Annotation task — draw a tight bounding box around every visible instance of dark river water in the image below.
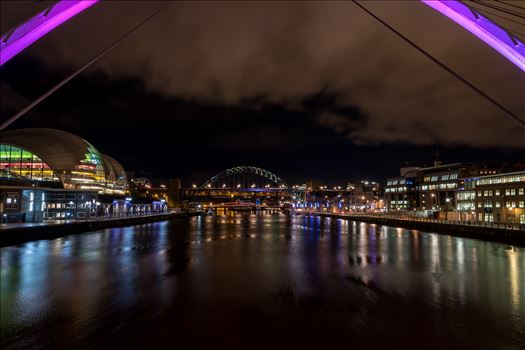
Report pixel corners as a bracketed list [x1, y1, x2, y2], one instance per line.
[1, 213, 524, 349]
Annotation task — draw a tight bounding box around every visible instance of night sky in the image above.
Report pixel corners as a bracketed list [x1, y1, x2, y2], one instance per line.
[1, 1, 524, 185]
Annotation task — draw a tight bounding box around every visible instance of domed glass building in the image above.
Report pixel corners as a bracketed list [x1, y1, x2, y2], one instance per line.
[1, 128, 128, 194]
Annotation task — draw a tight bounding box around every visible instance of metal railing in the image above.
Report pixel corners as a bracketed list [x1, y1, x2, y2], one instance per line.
[312, 211, 525, 231]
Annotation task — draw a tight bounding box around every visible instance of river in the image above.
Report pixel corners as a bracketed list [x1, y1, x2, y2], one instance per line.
[1, 213, 524, 349]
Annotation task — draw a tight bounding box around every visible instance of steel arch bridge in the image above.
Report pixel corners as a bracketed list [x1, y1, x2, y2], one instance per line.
[201, 166, 288, 189]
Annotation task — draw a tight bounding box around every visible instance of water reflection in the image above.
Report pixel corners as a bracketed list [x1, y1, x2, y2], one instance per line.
[508, 248, 521, 317]
[1, 214, 524, 349]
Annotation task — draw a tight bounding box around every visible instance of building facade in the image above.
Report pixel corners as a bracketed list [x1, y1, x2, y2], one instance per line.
[418, 164, 464, 212]
[1, 186, 98, 223]
[385, 176, 418, 210]
[385, 163, 504, 220]
[467, 171, 525, 224]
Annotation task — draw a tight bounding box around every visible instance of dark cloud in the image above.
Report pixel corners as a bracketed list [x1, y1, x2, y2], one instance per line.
[2, 1, 524, 148]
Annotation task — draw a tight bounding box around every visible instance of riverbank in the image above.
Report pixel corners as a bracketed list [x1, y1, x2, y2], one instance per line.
[312, 212, 525, 246]
[0, 212, 201, 247]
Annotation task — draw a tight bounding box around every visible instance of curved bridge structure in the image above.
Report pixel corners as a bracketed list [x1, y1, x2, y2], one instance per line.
[421, 0, 525, 72]
[0, 1, 98, 65]
[182, 166, 290, 207]
[201, 166, 288, 189]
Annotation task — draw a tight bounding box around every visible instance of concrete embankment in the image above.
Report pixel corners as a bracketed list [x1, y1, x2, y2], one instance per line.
[0, 212, 201, 247]
[313, 213, 525, 247]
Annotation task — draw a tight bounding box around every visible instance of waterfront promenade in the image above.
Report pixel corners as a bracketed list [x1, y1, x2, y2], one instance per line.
[0, 211, 200, 247]
[312, 212, 525, 246]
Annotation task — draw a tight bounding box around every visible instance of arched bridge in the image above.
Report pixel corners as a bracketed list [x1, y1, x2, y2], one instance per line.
[183, 166, 291, 207]
[201, 166, 288, 189]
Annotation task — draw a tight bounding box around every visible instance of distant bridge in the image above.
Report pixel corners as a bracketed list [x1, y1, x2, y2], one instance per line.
[183, 166, 292, 206]
[201, 166, 288, 189]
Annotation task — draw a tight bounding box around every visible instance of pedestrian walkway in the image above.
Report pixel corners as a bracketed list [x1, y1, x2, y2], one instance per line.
[1, 213, 170, 231]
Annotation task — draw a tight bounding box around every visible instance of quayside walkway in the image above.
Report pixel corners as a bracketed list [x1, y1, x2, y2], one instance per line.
[312, 212, 525, 246]
[0, 211, 201, 247]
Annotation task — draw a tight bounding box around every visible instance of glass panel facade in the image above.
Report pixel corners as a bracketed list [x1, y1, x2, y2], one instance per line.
[0, 144, 59, 182]
[70, 144, 107, 191]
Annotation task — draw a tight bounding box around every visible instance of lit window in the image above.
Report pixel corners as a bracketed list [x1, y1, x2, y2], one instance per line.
[28, 191, 34, 212]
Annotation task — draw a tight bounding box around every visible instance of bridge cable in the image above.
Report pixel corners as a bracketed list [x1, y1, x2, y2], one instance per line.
[352, 0, 525, 129]
[464, 5, 525, 39]
[466, 2, 525, 29]
[469, 0, 525, 20]
[467, 4, 525, 29]
[495, 0, 525, 12]
[0, 1, 171, 131]
[472, 0, 525, 19]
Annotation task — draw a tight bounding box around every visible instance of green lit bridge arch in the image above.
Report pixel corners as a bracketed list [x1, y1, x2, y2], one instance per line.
[201, 166, 288, 189]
